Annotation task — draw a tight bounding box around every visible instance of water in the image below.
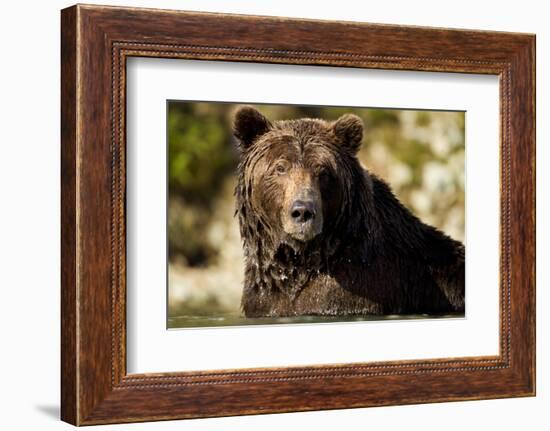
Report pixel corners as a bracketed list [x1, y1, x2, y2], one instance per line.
[167, 311, 464, 329]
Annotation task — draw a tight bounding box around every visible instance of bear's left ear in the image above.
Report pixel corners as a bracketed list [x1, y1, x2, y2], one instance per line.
[332, 114, 364, 154]
[233, 106, 272, 151]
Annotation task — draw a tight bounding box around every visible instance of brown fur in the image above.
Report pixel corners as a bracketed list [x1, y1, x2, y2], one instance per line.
[233, 106, 465, 317]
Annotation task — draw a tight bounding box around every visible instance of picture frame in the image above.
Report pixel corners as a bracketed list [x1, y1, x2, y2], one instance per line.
[60, 4, 535, 425]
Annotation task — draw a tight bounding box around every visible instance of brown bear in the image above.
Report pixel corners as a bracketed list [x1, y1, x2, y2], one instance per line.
[233, 106, 465, 318]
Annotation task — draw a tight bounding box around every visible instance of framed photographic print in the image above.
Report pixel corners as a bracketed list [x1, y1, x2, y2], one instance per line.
[61, 4, 535, 425]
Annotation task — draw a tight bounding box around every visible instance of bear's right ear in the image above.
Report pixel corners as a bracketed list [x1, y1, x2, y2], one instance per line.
[233, 106, 272, 151]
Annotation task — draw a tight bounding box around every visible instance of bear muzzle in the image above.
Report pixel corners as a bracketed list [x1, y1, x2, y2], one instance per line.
[282, 196, 323, 242]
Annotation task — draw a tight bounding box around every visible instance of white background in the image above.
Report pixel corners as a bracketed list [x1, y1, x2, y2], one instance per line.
[127, 59, 499, 373]
[0, 0, 546, 430]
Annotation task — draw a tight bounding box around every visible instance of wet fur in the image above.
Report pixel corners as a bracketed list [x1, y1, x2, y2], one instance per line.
[234, 108, 465, 317]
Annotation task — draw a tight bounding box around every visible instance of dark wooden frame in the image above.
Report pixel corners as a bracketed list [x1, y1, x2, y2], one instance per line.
[61, 4, 536, 425]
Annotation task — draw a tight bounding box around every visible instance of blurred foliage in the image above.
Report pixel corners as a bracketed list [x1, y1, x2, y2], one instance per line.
[168, 103, 237, 265]
[168, 102, 465, 276]
[168, 103, 237, 204]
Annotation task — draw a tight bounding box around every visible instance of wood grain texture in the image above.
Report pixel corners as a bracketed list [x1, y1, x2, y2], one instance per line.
[60, 4, 536, 425]
[60, 5, 78, 425]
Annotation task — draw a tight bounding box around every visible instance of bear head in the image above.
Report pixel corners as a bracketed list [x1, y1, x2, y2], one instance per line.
[233, 106, 370, 257]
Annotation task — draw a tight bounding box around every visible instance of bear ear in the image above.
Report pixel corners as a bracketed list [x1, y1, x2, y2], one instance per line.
[332, 114, 364, 154]
[233, 106, 272, 151]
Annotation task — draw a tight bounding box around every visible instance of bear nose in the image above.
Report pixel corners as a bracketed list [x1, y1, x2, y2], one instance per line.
[290, 200, 315, 223]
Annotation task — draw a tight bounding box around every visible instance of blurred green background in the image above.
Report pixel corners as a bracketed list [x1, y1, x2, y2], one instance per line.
[167, 102, 465, 328]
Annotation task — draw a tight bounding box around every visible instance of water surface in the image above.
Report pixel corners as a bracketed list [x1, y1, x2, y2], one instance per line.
[168, 311, 464, 329]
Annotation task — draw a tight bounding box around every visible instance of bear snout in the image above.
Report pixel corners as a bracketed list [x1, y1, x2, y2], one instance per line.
[282, 191, 323, 242]
[290, 200, 316, 223]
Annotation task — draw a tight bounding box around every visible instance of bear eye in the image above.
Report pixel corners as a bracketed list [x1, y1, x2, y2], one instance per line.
[319, 169, 333, 182]
[275, 162, 288, 175]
